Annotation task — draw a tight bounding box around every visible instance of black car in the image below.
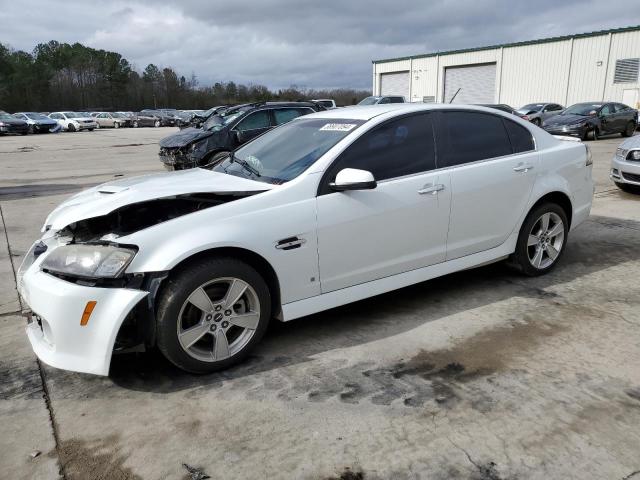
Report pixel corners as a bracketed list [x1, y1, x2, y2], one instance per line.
[0, 112, 29, 135]
[141, 109, 177, 127]
[476, 104, 527, 119]
[158, 102, 325, 170]
[132, 112, 162, 128]
[543, 102, 637, 140]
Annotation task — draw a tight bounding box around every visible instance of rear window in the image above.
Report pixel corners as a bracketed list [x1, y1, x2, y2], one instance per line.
[438, 111, 512, 166]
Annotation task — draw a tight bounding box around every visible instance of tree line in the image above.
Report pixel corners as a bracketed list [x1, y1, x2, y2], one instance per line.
[0, 41, 371, 113]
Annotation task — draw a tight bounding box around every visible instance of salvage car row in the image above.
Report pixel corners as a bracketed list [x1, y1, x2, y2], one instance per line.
[0, 109, 208, 134]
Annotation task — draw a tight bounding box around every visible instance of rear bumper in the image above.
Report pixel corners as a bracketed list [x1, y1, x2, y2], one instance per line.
[611, 155, 640, 185]
[19, 256, 147, 376]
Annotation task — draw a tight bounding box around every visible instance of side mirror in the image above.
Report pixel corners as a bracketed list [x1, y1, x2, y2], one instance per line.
[329, 168, 377, 192]
[232, 130, 245, 144]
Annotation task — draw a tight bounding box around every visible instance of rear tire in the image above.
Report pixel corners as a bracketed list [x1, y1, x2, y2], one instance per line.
[133, 120, 139, 128]
[154, 120, 161, 127]
[615, 182, 640, 194]
[114, 122, 120, 129]
[622, 121, 636, 137]
[509, 202, 569, 276]
[156, 257, 271, 374]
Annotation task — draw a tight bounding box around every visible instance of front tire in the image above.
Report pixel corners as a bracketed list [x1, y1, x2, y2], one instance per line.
[154, 120, 161, 127]
[510, 203, 569, 276]
[156, 257, 271, 374]
[67, 123, 76, 132]
[532, 118, 541, 127]
[133, 120, 139, 128]
[114, 122, 120, 129]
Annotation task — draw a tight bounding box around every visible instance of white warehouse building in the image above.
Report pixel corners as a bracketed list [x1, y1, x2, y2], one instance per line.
[372, 26, 640, 109]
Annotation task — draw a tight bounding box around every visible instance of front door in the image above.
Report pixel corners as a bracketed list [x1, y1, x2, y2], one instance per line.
[316, 113, 451, 293]
[435, 110, 539, 259]
[233, 110, 273, 145]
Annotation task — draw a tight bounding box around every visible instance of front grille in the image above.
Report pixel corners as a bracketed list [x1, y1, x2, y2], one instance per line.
[622, 171, 640, 183]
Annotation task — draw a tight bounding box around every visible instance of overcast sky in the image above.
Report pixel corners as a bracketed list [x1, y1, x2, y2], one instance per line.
[2, 0, 639, 90]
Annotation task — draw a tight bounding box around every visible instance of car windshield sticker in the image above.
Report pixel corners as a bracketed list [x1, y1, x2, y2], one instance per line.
[320, 123, 357, 132]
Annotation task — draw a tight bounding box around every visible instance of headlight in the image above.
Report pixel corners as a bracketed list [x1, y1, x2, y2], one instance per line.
[627, 150, 640, 161]
[41, 245, 136, 278]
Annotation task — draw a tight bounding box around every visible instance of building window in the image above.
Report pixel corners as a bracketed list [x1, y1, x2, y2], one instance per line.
[613, 58, 640, 84]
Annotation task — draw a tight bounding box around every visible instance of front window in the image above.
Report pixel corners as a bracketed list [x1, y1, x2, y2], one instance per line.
[212, 118, 364, 184]
[358, 96, 380, 105]
[562, 104, 601, 116]
[26, 113, 49, 120]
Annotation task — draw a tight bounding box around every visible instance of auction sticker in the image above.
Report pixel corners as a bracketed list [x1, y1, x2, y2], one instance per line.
[320, 123, 357, 132]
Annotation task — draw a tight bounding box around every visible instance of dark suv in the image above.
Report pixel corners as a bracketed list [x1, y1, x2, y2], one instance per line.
[158, 102, 325, 170]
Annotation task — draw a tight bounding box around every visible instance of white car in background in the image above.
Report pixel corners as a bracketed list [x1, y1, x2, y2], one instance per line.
[18, 104, 593, 376]
[611, 135, 640, 193]
[48, 111, 97, 132]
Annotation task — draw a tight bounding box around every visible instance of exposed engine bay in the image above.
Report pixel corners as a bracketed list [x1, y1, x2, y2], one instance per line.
[58, 191, 261, 243]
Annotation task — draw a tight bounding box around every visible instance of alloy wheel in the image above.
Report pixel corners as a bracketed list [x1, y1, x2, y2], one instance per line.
[527, 212, 564, 269]
[177, 277, 260, 362]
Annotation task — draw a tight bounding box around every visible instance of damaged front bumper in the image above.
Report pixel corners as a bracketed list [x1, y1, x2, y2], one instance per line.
[18, 242, 148, 376]
[159, 147, 201, 171]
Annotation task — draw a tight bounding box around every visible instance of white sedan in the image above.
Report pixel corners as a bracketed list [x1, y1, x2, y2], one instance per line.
[48, 111, 97, 132]
[18, 104, 594, 375]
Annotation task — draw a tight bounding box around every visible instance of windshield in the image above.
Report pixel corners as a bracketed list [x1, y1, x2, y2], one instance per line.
[519, 104, 544, 112]
[111, 112, 126, 118]
[562, 103, 601, 116]
[63, 112, 83, 118]
[317, 100, 334, 108]
[358, 96, 380, 105]
[29, 113, 50, 120]
[203, 109, 246, 131]
[0, 113, 15, 120]
[212, 118, 364, 184]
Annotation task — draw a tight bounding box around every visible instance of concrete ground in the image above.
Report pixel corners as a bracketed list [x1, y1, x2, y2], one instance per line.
[1, 127, 639, 480]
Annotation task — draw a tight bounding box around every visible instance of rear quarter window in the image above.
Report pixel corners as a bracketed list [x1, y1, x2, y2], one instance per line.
[504, 119, 535, 153]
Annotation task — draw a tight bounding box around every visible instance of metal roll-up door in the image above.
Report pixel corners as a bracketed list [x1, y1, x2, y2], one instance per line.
[444, 63, 496, 104]
[380, 71, 410, 99]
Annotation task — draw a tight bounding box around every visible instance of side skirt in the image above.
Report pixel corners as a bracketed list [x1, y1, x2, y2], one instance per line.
[281, 237, 517, 322]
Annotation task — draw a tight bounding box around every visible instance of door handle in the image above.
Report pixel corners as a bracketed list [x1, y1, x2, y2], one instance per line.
[513, 164, 534, 173]
[418, 183, 445, 195]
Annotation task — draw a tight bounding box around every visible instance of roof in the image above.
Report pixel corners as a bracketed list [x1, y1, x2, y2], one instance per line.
[373, 24, 640, 64]
[300, 103, 528, 121]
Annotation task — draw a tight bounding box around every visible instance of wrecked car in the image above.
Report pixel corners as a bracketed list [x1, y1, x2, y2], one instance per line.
[158, 102, 324, 170]
[18, 104, 593, 376]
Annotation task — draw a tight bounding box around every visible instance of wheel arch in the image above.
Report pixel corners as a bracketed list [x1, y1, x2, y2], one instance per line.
[165, 246, 282, 320]
[528, 191, 573, 229]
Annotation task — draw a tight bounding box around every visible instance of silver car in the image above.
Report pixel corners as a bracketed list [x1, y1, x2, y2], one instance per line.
[611, 135, 640, 193]
[517, 103, 565, 127]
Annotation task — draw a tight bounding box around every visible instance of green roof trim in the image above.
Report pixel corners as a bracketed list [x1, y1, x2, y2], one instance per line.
[372, 25, 640, 64]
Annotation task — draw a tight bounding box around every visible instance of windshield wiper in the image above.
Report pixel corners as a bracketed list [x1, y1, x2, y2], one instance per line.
[229, 151, 260, 177]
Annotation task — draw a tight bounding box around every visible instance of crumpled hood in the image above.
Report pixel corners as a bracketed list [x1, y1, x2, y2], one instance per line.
[159, 127, 214, 148]
[545, 114, 590, 126]
[44, 169, 274, 231]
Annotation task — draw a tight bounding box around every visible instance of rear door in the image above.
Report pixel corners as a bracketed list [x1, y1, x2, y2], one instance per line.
[436, 110, 538, 259]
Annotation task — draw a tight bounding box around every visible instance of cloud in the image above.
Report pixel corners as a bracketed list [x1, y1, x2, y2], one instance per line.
[2, 0, 639, 89]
